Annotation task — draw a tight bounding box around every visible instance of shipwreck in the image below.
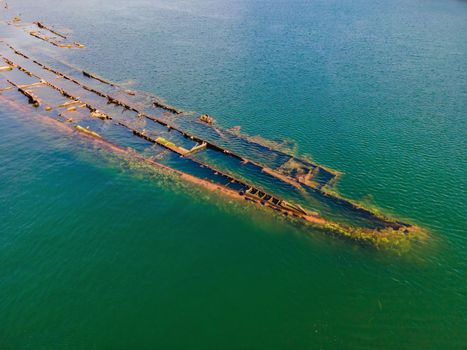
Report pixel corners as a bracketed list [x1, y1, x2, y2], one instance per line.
[0, 7, 426, 249]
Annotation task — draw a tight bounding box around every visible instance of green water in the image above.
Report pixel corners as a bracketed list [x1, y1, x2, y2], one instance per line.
[1, 0, 466, 348]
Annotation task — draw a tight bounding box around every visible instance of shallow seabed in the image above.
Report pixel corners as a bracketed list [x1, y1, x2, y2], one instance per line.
[0, 0, 466, 349]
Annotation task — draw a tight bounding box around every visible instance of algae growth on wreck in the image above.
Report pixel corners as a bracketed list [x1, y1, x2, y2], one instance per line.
[0, 0, 466, 349]
[0, 7, 426, 248]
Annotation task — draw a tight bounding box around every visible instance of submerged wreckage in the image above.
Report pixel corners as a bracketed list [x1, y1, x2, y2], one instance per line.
[0, 10, 426, 248]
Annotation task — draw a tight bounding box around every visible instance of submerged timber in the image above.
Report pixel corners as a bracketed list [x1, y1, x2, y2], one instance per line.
[0, 10, 426, 248]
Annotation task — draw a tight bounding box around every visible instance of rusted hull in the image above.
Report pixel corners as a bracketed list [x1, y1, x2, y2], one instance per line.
[0, 11, 427, 248]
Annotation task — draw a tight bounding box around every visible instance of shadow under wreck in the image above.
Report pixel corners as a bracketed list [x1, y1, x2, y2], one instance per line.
[0, 9, 427, 249]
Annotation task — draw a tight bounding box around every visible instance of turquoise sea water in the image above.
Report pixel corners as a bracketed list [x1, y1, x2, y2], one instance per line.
[1, 0, 466, 348]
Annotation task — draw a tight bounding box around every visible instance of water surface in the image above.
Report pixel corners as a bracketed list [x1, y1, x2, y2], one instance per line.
[0, 0, 466, 348]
